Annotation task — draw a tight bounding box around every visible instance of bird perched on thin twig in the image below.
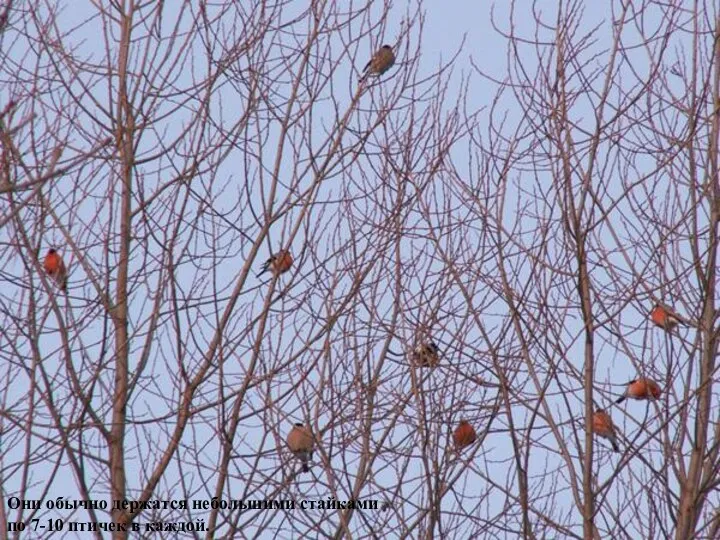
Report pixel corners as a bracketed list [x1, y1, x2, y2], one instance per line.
[411, 341, 440, 367]
[286, 423, 314, 473]
[650, 303, 683, 332]
[257, 249, 293, 278]
[453, 419, 477, 451]
[360, 45, 395, 81]
[592, 409, 619, 452]
[616, 378, 661, 404]
[43, 248, 67, 293]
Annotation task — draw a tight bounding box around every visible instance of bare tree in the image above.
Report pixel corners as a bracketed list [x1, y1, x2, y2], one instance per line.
[470, 0, 720, 538]
[1, 0, 720, 538]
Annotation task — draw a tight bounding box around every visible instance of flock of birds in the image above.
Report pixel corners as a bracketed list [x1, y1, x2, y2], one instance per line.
[254, 247, 478, 471]
[253, 250, 681, 468]
[40, 41, 397, 474]
[38, 44, 675, 473]
[40, 251, 683, 471]
[592, 304, 681, 452]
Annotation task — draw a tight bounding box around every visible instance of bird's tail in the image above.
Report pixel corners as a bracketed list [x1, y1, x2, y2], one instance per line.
[615, 394, 626, 404]
[611, 437, 620, 453]
[673, 320, 685, 334]
[256, 261, 270, 278]
[360, 60, 371, 81]
[301, 453, 310, 473]
[668, 314, 685, 332]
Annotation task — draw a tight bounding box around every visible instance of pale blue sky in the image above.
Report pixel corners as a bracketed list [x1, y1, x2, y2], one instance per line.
[1, 1, 717, 538]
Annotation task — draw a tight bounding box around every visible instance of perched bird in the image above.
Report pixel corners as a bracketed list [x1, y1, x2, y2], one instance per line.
[286, 423, 314, 473]
[592, 409, 619, 452]
[650, 304, 682, 332]
[257, 250, 293, 278]
[616, 378, 662, 404]
[43, 248, 67, 292]
[453, 419, 477, 450]
[361, 45, 395, 81]
[411, 341, 440, 368]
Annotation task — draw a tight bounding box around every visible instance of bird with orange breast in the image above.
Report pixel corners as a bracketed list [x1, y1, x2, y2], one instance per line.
[286, 423, 314, 473]
[411, 341, 440, 368]
[453, 419, 477, 451]
[257, 249, 293, 278]
[616, 378, 662, 404]
[43, 248, 67, 293]
[592, 409, 619, 452]
[361, 45, 395, 81]
[650, 304, 683, 332]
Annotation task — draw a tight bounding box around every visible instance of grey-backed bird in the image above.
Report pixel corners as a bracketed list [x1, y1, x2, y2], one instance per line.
[412, 341, 440, 367]
[361, 45, 395, 81]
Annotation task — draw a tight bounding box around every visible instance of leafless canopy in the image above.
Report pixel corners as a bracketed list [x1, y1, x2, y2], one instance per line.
[1, 0, 719, 538]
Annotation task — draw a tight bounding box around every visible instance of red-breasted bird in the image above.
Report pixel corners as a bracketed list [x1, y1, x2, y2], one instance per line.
[361, 45, 395, 81]
[412, 341, 440, 367]
[650, 304, 682, 332]
[453, 419, 477, 450]
[286, 423, 314, 473]
[257, 250, 293, 278]
[592, 409, 619, 452]
[616, 378, 662, 404]
[43, 248, 67, 292]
